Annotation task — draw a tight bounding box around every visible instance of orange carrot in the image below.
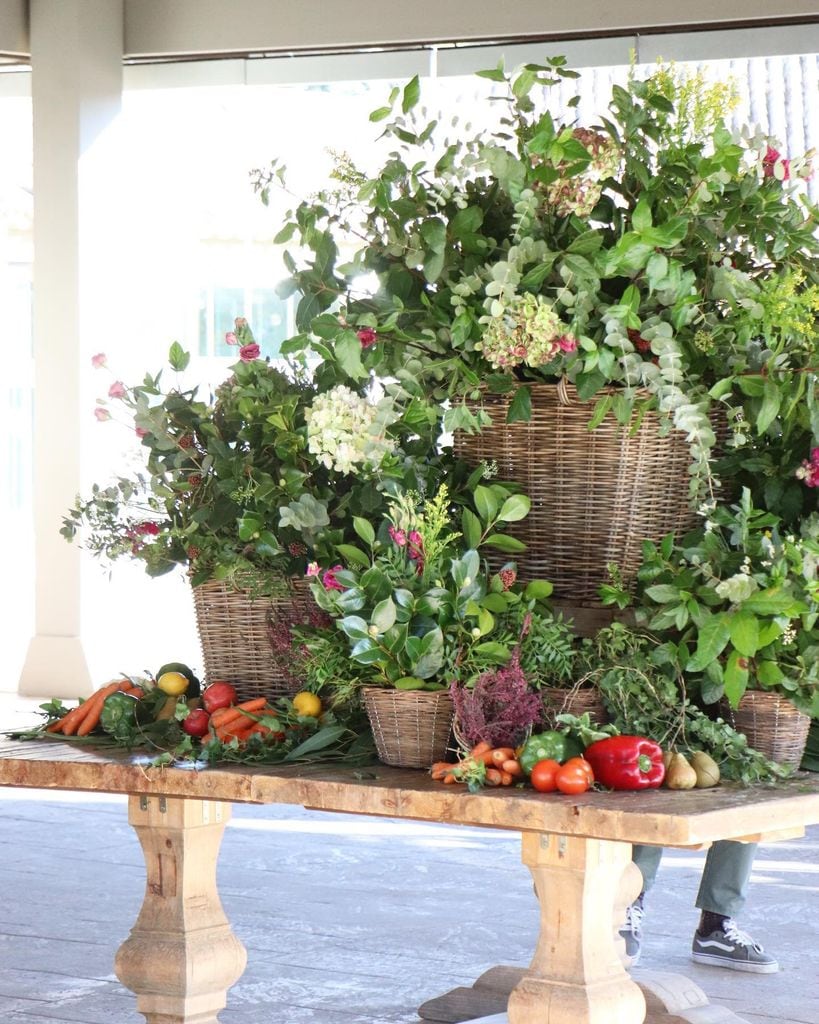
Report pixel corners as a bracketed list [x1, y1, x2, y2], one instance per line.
[45, 718, 66, 733]
[498, 770, 514, 786]
[123, 685, 144, 698]
[469, 741, 492, 758]
[443, 771, 462, 784]
[501, 759, 523, 778]
[485, 768, 504, 787]
[490, 747, 517, 767]
[210, 698, 268, 729]
[430, 761, 458, 780]
[76, 681, 128, 737]
[53, 700, 91, 737]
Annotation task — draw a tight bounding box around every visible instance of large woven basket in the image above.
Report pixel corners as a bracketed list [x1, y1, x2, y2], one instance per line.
[719, 691, 811, 769]
[362, 688, 454, 768]
[191, 573, 316, 702]
[454, 382, 708, 602]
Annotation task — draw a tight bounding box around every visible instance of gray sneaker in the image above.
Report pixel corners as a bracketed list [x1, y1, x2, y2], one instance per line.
[619, 895, 644, 966]
[691, 919, 779, 974]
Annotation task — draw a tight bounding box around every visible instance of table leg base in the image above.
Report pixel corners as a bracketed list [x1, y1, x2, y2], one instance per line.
[419, 966, 750, 1024]
[637, 971, 751, 1023]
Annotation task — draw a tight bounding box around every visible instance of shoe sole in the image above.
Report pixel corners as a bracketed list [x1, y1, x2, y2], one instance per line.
[691, 952, 779, 974]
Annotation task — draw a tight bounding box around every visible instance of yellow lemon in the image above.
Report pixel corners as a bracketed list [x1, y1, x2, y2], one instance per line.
[157, 671, 189, 696]
[292, 691, 321, 717]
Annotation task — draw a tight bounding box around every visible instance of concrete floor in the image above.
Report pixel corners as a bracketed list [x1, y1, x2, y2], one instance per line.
[0, 695, 817, 1024]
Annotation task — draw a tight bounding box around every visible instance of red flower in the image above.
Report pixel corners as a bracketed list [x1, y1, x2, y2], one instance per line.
[136, 521, 160, 536]
[762, 145, 790, 181]
[388, 525, 407, 547]
[627, 328, 652, 353]
[357, 327, 378, 349]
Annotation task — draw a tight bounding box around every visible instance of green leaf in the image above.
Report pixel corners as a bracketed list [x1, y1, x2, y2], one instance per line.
[524, 579, 553, 600]
[506, 385, 532, 423]
[743, 587, 805, 616]
[729, 609, 760, 657]
[756, 379, 781, 434]
[335, 330, 367, 380]
[473, 485, 499, 524]
[413, 627, 444, 678]
[420, 217, 447, 254]
[723, 649, 750, 707]
[283, 725, 350, 760]
[632, 196, 653, 232]
[394, 676, 427, 690]
[756, 660, 785, 686]
[461, 508, 482, 549]
[335, 544, 371, 568]
[498, 494, 531, 523]
[371, 598, 397, 633]
[484, 533, 526, 553]
[369, 105, 393, 122]
[686, 613, 731, 672]
[471, 641, 511, 663]
[168, 342, 190, 372]
[401, 75, 421, 113]
[644, 584, 683, 604]
[353, 516, 375, 547]
[339, 616, 369, 640]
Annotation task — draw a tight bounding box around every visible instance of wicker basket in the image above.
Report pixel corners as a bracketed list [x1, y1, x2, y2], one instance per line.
[362, 688, 454, 768]
[191, 573, 316, 702]
[454, 381, 713, 602]
[542, 685, 608, 727]
[719, 691, 811, 769]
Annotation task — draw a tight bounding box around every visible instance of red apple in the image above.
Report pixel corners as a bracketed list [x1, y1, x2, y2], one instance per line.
[182, 708, 211, 738]
[201, 680, 238, 713]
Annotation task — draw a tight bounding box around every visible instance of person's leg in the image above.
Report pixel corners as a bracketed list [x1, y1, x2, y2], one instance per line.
[691, 840, 778, 974]
[620, 845, 663, 965]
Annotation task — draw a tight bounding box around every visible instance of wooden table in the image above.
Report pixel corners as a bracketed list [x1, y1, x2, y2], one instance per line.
[2, 738, 819, 1024]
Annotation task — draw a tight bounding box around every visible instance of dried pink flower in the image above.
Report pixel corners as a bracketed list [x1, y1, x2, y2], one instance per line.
[94, 407, 111, 422]
[450, 651, 542, 748]
[108, 380, 126, 399]
[91, 353, 107, 368]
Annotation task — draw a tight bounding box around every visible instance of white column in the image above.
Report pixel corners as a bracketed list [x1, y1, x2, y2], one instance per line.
[19, 0, 124, 697]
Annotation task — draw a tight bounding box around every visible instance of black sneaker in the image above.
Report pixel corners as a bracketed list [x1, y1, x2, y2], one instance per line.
[691, 919, 779, 974]
[619, 895, 644, 967]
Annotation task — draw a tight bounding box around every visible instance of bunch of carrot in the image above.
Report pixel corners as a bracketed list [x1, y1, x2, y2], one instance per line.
[430, 741, 524, 787]
[45, 680, 144, 737]
[210, 697, 278, 744]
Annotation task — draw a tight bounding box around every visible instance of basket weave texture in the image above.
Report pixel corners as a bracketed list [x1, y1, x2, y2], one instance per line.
[719, 691, 811, 769]
[541, 686, 608, 727]
[454, 382, 706, 602]
[191, 574, 315, 702]
[362, 688, 454, 768]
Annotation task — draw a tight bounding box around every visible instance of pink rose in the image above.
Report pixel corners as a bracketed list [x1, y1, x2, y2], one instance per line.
[225, 331, 238, 346]
[357, 327, 378, 349]
[94, 407, 111, 422]
[322, 565, 345, 591]
[91, 353, 107, 368]
[108, 380, 126, 399]
[239, 342, 261, 362]
[305, 561, 321, 577]
[407, 530, 424, 562]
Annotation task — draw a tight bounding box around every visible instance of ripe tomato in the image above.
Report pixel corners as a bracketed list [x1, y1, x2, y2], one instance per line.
[555, 762, 592, 795]
[201, 680, 238, 713]
[181, 708, 211, 738]
[529, 758, 561, 793]
[562, 757, 594, 785]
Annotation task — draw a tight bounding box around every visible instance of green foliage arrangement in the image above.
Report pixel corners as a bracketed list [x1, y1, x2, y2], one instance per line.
[603, 489, 819, 715]
[64, 320, 453, 586]
[254, 57, 819, 505]
[304, 484, 555, 692]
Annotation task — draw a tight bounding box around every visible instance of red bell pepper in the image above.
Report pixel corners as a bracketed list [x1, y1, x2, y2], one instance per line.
[582, 736, 665, 790]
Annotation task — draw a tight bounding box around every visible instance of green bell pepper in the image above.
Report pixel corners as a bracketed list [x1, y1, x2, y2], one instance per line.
[519, 730, 583, 775]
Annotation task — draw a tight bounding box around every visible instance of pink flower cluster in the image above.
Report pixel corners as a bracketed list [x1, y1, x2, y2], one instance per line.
[389, 525, 424, 572]
[226, 316, 261, 362]
[357, 327, 378, 349]
[797, 448, 819, 487]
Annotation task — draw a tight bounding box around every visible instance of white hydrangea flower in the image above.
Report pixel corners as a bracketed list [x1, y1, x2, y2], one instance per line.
[715, 573, 759, 604]
[305, 385, 397, 475]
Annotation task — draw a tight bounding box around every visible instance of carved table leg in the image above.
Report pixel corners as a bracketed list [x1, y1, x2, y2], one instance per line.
[507, 832, 646, 1024]
[115, 795, 247, 1024]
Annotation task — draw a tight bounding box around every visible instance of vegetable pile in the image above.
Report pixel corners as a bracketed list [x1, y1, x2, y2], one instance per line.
[19, 661, 372, 767]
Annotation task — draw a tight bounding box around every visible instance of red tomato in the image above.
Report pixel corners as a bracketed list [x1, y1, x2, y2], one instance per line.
[181, 708, 211, 738]
[201, 680, 238, 713]
[555, 763, 592, 795]
[562, 756, 595, 785]
[529, 758, 561, 793]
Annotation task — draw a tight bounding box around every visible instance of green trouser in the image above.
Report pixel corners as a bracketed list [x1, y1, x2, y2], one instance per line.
[631, 840, 758, 918]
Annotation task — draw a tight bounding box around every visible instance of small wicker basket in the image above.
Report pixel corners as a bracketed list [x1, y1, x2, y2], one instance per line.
[362, 688, 454, 768]
[454, 381, 720, 602]
[191, 573, 316, 702]
[719, 691, 811, 769]
[542, 685, 608, 727]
